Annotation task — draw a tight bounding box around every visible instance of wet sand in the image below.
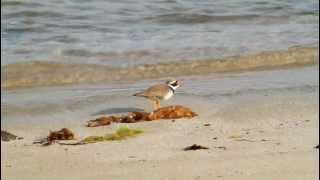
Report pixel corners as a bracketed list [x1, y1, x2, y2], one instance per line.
[2, 65, 319, 180]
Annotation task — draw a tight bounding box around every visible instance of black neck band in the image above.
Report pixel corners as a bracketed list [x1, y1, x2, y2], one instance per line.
[168, 86, 175, 93]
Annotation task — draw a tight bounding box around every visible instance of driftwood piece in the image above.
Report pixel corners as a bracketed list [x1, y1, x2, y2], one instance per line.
[87, 105, 197, 127]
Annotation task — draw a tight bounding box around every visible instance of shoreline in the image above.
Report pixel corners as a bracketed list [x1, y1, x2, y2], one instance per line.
[2, 45, 319, 91]
[2, 66, 318, 124]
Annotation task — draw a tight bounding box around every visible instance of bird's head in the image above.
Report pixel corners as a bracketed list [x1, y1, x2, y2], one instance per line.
[166, 79, 182, 90]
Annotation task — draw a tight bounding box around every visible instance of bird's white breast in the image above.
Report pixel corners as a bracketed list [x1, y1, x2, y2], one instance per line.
[163, 90, 174, 100]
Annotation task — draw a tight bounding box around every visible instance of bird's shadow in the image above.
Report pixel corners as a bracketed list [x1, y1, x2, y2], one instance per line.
[91, 107, 145, 116]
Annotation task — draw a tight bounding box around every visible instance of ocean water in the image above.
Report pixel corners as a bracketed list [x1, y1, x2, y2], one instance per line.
[1, 0, 319, 66]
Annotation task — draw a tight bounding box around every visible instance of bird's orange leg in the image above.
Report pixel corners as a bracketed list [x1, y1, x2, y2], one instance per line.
[150, 99, 161, 110]
[150, 100, 157, 110]
[155, 100, 161, 109]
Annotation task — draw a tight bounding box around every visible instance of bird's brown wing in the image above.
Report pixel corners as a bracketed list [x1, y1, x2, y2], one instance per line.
[136, 84, 170, 98]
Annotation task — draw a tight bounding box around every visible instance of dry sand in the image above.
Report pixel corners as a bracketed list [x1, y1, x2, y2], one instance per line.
[1, 68, 319, 180]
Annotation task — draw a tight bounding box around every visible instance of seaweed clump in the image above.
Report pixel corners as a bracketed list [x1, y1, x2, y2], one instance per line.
[34, 128, 74, 146]
[83, 127, 143, 144]
[87, 105, 197, 127]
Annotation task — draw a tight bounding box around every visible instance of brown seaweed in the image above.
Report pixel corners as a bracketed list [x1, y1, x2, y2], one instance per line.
[34, 128, 75, 146]
[87, 105, 197, 127]
[47, 128, 74, 142]
[87, 116, 121, 127]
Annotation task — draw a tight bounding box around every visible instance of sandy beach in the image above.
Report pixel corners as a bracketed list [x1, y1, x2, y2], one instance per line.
[2, 0, 319, 178]
[2, 66, 319, 180]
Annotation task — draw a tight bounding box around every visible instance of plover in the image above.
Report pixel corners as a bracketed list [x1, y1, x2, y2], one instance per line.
[133, 79, 182, 110]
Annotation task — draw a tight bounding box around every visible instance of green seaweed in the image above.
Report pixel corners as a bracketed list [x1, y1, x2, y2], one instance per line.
[83, 127, 143, 143]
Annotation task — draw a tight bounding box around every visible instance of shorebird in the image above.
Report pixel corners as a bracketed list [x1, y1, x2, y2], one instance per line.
[133, 79, 182, 110]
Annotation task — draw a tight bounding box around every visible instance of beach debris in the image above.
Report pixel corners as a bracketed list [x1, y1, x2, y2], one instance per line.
[183, 144, 209, 151]
[57, 127, 143, 145]
[87, 116, 121, 127]
[228, 135, 243, 139]
[47, 128, 74, 142]
[314, 145, 319, 149]
[213, 146, 227, 150]
[56, 141, 87, 146]
[228, 135, 255, 142]
[83, 127, 143, 143]
[123, 111, 151, 123]
[34, 128, 75, 146]
[1, 130, 23, 141]
[87, 105, 197, 127]
[35, 127, 143, 146]
[233, 138, 255, 142]
[260, 139, 272, 142]
[204, 123, 211, 126]
[148, 105, 197, 120]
